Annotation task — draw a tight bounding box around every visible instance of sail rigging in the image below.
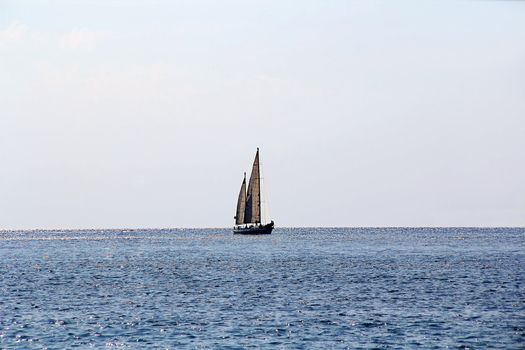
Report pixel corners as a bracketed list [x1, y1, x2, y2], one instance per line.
[260, 163, 270, 225]
[235, 173, 247, 225]
[233, 148, 274, 234]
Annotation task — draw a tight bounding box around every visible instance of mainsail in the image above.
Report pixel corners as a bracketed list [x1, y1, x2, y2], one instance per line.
[245, 148, 261, 224]
[235, 173, 247, 225]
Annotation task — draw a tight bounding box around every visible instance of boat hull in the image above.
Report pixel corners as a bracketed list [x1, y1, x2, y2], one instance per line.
[233, 222, 274, 235]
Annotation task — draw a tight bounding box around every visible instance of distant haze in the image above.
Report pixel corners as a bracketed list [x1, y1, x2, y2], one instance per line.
[1, 0, 524, 229]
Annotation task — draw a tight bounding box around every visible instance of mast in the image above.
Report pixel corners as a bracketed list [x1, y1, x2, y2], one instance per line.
[257, 148, 261, 224]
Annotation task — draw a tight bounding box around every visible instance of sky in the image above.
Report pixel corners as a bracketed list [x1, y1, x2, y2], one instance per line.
[1, 0, 524, 229]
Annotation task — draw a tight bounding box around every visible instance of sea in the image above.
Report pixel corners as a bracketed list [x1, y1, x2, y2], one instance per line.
[0, 228, 523, 349]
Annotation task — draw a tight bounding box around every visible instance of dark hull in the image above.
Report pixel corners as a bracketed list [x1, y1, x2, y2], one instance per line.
[233, 223, 274, 235]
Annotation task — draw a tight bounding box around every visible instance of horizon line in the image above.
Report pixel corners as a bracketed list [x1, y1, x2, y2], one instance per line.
[1, 226, 524, 232]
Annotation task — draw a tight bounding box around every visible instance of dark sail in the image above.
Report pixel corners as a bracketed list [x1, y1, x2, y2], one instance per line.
[235, 173, 247, 225]
[245, 148, 261, 223]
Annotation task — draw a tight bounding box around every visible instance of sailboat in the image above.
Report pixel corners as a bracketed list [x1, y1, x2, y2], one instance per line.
[233, 148, 274, 234]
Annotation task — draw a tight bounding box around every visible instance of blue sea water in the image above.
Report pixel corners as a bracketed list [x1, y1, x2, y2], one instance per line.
[0, 228, 524, 349]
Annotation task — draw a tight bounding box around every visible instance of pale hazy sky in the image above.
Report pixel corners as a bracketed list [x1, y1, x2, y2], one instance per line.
[1, 0, 524, 229]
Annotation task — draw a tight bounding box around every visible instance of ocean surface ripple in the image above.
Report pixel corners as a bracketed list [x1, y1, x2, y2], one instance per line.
[1, 228, 524, 349]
